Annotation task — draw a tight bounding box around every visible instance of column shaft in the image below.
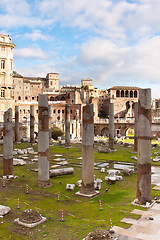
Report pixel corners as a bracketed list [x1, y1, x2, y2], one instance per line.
[37, 94, 50, 188]
[136, 88, 152, 204]
[3, 108, 13, 175]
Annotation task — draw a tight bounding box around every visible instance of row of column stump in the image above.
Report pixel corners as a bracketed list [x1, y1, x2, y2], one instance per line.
[2, 89, 152, 204]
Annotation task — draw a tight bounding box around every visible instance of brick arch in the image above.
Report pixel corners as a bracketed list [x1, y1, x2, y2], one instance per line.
[101, 127, 109, 136]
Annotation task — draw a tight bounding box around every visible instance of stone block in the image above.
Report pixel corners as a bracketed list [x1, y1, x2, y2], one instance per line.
[13, 159, 26, 166]
[66, 184, 75, 190]
[0, 205, 10, 216]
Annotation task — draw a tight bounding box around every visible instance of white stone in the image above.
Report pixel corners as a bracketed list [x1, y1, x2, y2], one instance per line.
[107, 169, 120, 176]
[57, 161, 68, 166]
[27, 148, 34, 154]
[66, 184, 75, 190]
[131, 156, 138, 160]
[14, 216, 47, 228]
[13, 159, 26, 166]
[101, 168, 105, 173]
[76, 180, 82, 187]
[0, 205, 10, 216]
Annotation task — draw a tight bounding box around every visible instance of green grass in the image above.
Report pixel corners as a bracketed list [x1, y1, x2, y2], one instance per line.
[0, 141, 160, 239]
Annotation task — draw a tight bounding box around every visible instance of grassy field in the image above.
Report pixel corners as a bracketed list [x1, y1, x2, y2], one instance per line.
[0, 141, 160, 239]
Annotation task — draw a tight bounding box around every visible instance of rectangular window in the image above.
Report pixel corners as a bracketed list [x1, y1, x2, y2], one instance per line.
[1, 90, 5, 97]
[1, 60, 5, 69]
[1, 46, 5, 51]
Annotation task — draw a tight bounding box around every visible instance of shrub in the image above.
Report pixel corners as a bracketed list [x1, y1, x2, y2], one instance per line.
[51, 126, 64, 140]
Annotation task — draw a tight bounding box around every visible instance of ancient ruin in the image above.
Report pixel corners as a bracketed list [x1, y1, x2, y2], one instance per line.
[3, 108, 13, 176]
[30, 105, 34, 144]
[15, 106, 20, 143]
[65, 104, 70, 146]
[136, 88, 152, 204]
[37, 94, 51, 188]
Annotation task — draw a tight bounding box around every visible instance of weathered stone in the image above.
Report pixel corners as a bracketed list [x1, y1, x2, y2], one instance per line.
[0, 205, 10, 216]
[66, 184, 75, 190]
[65, 104, 70, 147]
[136, 88, 152, 204]
[30, 105, 35, 144]
[3, 108, 13, 176]
[49, 167, 74, 177]
[37, 94, 50, 188]
[80, 104, 97, 196]
[131, 156, 138, 160]
[123, 168, 134, 175]
[13, 159, 26, 166]
[109, 103, 114, 150]
[15, 106, 20, 143]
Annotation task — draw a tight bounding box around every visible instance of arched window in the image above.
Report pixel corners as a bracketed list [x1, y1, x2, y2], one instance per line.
[130, 90, 133, 98]
[134, 90, 137, 98]
[121, 90, 124, 97]
[50, 97, 54, 101]
[116, 90, 120, 97]
[125, 90, 129, 97]
[18, 96, 21, 100]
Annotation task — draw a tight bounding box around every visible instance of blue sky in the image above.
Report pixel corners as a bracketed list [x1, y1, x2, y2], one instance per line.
[1, 0, 160, 98]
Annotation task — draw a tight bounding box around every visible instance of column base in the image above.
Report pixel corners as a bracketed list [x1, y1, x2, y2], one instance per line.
[37, 180, 52, 188]
[75, 191, 99, 198]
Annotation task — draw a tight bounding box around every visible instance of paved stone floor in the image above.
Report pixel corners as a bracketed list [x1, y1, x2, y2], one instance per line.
[111, 167, 160, 240]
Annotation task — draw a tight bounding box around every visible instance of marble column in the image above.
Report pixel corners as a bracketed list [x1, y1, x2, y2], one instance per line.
[15, 106, 20, 143]
[37, 94, 50, 188]
[80, 104, 97, 196]
[30, 105, 35, 144]
[48, 105, 52, 145]
[65, 104, 70, 146]
[134, 102, 138, 152]
[109, 103, 114, 149]
[136, 88, 152, 204]
[3, 108, 13, 176]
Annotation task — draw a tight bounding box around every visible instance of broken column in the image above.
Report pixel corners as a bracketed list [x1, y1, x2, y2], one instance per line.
[65, 104, 70, 146]
[15, 106, 20, 143]
[109, 103, 114, 149]
[79, 104, 98, 196]
[30, 105, 35, 144]
[136, 88, 152, 204]
[48, 105, 52, 145]
[3, 108, 13, 176]
[134, 102, 138, 152]
[37, 94, 50, 188]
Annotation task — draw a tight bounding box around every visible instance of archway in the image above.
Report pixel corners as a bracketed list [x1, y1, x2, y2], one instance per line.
[101, 127, 109, 136]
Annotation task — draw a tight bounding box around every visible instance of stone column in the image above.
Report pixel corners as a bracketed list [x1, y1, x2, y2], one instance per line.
[15, 106, 20, 143]
[109, 103, 114, 149]
[134, 102, 138, 152]
[37, 94, 50, 188]
[79, 104, 97, 196]
[75, 109, 79, 138]
[30, 105, 35, 144]
[3, 108, 13, 176]
[65, 104, 70, 146]
[48, 105, 52, 145]
[136, 88, 152, 204]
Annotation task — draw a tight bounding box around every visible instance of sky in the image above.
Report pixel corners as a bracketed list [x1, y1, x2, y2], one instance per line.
[1, 0, 160, 98]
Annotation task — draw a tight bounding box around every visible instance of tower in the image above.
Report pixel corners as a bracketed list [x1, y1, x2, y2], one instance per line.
[0, 34, 16, 122]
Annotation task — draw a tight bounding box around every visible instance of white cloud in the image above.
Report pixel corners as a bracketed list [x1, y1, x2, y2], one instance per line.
[16, 30, 53, 41]
[14, 47, 48, 59]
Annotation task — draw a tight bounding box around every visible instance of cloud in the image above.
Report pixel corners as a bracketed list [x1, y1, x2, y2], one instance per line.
[14, 47, 48, 59]
[15, 30, 53, 41]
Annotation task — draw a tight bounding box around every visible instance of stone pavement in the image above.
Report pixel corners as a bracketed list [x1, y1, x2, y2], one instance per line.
[110, 167, 160, 240]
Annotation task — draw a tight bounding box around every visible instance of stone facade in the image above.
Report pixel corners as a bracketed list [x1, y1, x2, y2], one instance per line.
[0, 34, 15, 122]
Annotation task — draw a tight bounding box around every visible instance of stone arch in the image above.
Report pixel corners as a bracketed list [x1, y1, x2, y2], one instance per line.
[50, 96, 54, 101]
[126, 127, 134, 137]
[101, 127, 109, 136]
